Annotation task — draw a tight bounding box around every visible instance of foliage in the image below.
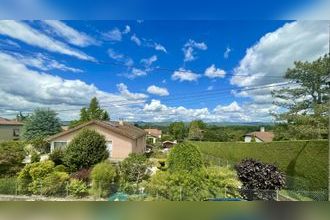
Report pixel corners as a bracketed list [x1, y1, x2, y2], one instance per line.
[49, 148, 65, 166]
[64, 129, 109, 171]
[16, 111, 28, 122]
[0, 141, 26, 177]
[91, 161, 117, 197]
[272, 55, 329, 140]
[0, 177, 17, 195]
[70, 168, 92, 183]
[17, 160, 69, 196]
[22, 108, 62, 141]
[167, 143, 203, 173]
[54, 165, 68, 172]
[235, 159, 286, 200]
[168, 122, 186, 141]
[120, 154, 150, 192]
[68, 179, 89, 198]
[69, 97, 110, 128]
[30, 151, 40, 163]
[188, 120, 206, 140]
[194, 140, 328, 193]
[146, 167, 241, 201]
[30, 137, 50, 154]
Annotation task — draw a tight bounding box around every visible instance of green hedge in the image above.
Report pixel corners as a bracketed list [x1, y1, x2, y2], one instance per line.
[192, 140, 328, 192]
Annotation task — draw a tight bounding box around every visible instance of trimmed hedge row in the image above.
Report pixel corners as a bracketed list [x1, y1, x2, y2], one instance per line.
[192, 140, 328, 192]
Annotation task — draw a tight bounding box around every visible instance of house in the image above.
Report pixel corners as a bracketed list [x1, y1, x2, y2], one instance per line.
[47, 120, 147, 161]
[144, 128, 162, 144]
[244, 127, 274, 143]
[0, 117, 23, 142]
[162, 140, 177, 149]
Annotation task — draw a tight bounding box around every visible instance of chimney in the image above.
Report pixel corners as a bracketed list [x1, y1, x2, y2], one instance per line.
[260, 127, 265, 132]
[119, 118, 124, 126]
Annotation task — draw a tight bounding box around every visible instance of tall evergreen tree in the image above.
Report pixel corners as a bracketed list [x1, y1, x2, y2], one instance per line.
[271, 55, 329, 140]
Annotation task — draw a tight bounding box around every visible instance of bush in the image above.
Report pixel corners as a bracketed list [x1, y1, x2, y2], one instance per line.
[17, 160, 69, 196]
[30, 151, 40, 163]
[167, 143, 203, 173]
[68, 179, 89, 198]
[120, 154, 150, 192]
[54, 165, 68, 172]
[146, 167, 241, 201]
[91, 162, 117, 197]
[235, 159, 286, 200]
[30, 137, 50, 154]
[0, 141, 26, 177]
[70, 168, 91, 183]
[0, 177, 17, 195]
[64, 129, 109, 171]
[49, 149, 65, 166]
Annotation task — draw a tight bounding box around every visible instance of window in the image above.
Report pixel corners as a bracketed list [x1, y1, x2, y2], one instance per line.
[53, 141, 67, 150]
[13, 128, 20, 137]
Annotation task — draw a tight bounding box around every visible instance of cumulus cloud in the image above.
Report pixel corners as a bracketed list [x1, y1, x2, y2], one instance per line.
[183, 39, 207, 62]
[42, 20, 98, 47]
[172, 68, 201, 82]
[117, 83, 148, 100]
[0, 20, 95, 61]
[147, 85, 169, 96]
[204, 64, 226, 78]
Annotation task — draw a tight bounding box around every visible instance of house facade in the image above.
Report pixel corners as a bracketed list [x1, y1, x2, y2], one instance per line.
[0, 117, 23, 142]
[244, 127, 274, 143]
[144, 128, 162, 144]
[47, 120, 146, 161]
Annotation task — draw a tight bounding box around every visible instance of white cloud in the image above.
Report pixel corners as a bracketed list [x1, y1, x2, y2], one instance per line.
[0, 20, 95, 61]
[103, 28, 122, 41]
[131, 34, 141, 46]
[204, 64, 226, 78]
[123, 25, 131, 34]
[147, 85, 169, 96]
[141, 55, 157, 67]
[129, 68, 147, 78]
[117, 83, 148, 100]
[172, 68, 201, 82]
[224, 47, 231, 58]
[154, 43, 167, 53]
[214, 101, 242, 112]
[42, 20, 98, 47]
[107, 48, 133, 66]
[183, 39, 207, 62]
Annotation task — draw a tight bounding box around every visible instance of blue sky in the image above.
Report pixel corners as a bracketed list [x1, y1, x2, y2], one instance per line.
[0, 20, 328, 122]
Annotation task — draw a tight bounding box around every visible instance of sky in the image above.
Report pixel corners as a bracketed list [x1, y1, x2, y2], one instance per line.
[0, 19, 329, 122]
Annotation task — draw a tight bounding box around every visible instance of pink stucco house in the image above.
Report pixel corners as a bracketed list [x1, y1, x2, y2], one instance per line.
[47, 120, 146, 161]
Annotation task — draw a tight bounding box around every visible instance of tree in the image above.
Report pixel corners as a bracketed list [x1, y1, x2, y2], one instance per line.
[120, 153, 150, 192]
[22, 108, 62, 141]
[272, 55, 329, 140]
[167, 143, 203, 173]
[16, 111, 28, 122]
[188, 120, 206, 140]
[69, 97, 110, 128]
[235, 159, 286, 200]
[91, 161, 117, 197]
[168, 122, 186, 141]
[64, 129, 109, 171]
[0, 141, 25, 177]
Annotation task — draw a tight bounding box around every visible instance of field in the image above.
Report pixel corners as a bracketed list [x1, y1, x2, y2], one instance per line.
[192, 140, 328, 196]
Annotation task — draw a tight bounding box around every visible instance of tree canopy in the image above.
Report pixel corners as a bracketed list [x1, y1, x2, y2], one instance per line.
[188, 120, 206, 140]
[22, 108, 62, 140]
[272, 55, 329, 140]
[168, 122, 186, 141]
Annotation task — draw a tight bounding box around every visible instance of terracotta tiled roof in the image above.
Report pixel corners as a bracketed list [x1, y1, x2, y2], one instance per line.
[245, 131, 274, 142]
[47, 120, 146, 141]
[0, 117, 23, 125]
[144, 128, 162, 137]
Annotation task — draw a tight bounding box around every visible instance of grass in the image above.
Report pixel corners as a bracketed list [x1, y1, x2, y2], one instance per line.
[0, 177, 17, 195]
[192, 140, 328, 196]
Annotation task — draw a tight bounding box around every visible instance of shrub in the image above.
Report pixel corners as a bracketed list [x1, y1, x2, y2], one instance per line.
[235, 159, 286, 200]
[146, 167, 241, 201]
[54, 165, 68, 172]
[0, 141, 26, 177]
[68, 179, 89, 198]
[41, 171, 69, 196]
[91, 162, 117, 197]
[70, 168, 91, 183]
[49, 149, 65, 166]
[30, 137, 50, 154]
[167, 143, 203, 173]
[64, 129, 109, 171]
[0, 177, 17, 195]
[30, 151, 40, 163]
[120, 154, 150, 192]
